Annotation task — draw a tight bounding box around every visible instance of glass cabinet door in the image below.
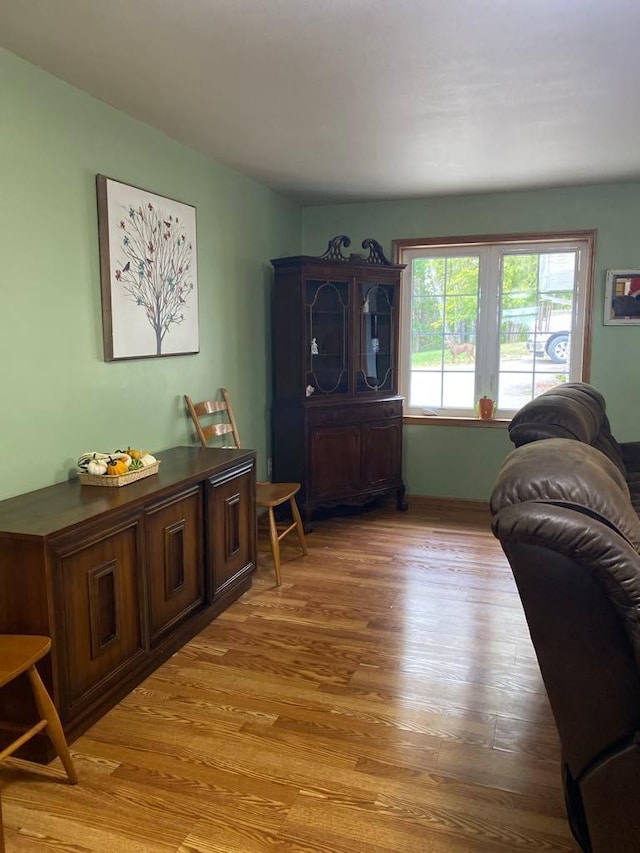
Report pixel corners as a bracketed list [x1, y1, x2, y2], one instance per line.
[357, 282, 395, 393]
[305, 279, 350, 397]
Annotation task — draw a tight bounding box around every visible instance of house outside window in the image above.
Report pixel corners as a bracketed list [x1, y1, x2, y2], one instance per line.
[393, 232, 594, 418]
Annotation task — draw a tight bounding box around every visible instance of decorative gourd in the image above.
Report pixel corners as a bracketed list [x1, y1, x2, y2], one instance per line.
[140, 453, 157, 468]
[129, 458, 144, 470]
[87, 459, 108, 476]
[78, 451, 109, 470]
[106, 458, 129, 476]
[477, 396, 496, 419]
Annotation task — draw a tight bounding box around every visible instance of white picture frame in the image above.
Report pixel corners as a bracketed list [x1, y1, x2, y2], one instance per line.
[96, 175, 199, 360]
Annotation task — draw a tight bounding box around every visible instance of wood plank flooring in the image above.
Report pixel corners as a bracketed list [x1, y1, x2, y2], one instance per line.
[0, 501, 577, 852]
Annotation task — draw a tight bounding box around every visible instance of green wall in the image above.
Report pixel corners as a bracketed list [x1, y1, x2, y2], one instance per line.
[0, 49, 301, 501]
[302, 185, 640, 499]
[4, 47, 640, 505]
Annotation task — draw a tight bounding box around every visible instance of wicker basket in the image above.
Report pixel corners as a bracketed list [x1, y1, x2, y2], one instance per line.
[78, 460, 160, 487]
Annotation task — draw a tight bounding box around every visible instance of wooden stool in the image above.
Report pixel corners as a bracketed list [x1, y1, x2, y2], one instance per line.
[259, 482, 308, 586]
[0, 636, 77, 851]
[0, 635, 78, 781]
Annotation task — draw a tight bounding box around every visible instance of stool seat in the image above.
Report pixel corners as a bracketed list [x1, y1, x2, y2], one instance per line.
[0, 635, 53, 688]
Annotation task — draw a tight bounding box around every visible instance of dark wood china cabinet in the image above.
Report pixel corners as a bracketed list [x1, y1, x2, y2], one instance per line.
[271, 236, 407, 530]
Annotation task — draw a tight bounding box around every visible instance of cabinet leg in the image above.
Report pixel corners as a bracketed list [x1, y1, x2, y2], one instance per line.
[396, 483, 408, 511]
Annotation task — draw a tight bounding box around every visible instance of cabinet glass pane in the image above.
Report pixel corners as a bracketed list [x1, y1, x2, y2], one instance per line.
[357, 283, 395, 393]
[306, 279, 349, 396]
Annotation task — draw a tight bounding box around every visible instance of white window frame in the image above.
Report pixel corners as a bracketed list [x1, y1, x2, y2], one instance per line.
[393, 232, 595, 419]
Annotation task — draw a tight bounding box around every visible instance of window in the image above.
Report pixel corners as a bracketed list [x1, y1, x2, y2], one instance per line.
[394, 232, 594, 418]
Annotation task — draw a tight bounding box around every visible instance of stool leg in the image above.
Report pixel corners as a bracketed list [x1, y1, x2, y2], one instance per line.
[267, 507, 282, 586]
[290, 498, 308, 556]
[27, 666, 78, 784]
[0, 789, 5, 853]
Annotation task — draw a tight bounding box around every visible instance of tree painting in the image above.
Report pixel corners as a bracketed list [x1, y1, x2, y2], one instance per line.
[97, 175, 199, 361]
[114, 201, 195, 355]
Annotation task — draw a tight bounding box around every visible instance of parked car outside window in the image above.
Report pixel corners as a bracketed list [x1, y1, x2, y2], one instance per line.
[527, 309, 572, 364]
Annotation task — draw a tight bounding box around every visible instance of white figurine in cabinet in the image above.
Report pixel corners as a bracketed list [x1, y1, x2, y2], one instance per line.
[310, 337, 319, 355]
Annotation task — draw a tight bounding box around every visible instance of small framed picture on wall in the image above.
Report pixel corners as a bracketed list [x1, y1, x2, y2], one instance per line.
[604, 269, 640, 325]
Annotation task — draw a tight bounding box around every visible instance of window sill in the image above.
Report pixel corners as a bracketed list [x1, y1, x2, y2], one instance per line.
[403, 414, 510, 428]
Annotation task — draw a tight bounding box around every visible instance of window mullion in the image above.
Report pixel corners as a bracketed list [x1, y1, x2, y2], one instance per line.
[476, 246, 500, 402]
[399, 260, 413, 404]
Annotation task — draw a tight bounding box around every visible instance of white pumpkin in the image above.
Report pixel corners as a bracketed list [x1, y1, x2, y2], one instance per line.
[87, 459, 108, 476]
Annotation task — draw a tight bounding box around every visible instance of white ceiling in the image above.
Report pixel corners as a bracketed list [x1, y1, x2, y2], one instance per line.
[3, 0, 640, 204]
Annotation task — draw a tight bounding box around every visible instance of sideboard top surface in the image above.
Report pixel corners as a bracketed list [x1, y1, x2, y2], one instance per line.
[0, 445, 255, 539]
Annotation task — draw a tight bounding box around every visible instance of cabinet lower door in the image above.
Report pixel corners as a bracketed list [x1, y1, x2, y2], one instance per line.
[145, 485, 205, 645]
[207, 462, 256, 596]
[361, 419, 403, 487]
[310, 425, 361, 500]
[53, 518, 146, 719]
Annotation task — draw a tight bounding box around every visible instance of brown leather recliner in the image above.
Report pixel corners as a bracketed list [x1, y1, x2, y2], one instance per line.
[508, 381, 640, 510]
[491, 438, 640, 853]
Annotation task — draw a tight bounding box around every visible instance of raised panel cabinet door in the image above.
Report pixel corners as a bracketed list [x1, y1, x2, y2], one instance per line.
[361, 420, 403, 487]
[52, 517, 146, 719]
[310, 426, 361, 500]
[207, 461, 256, 597]
[145, 485, 205, 644]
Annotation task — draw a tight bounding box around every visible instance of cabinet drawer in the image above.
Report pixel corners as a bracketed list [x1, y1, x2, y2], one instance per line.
[51, 517, 146, 718]
[307, 399, 402, 427]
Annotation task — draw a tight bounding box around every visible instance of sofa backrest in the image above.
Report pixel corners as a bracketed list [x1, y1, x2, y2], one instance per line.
[492, 438, 638, 546]
[508, 382, 626, 474]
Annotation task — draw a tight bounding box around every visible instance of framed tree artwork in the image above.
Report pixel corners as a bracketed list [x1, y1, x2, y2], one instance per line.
[96, 175, 199, 360]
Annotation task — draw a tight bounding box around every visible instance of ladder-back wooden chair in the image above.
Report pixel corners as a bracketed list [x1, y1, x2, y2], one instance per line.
[184, 389, 307, 585]
[0, 635, 78, 851]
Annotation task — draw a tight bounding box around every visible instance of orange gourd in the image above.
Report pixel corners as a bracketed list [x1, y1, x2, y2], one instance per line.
[106, 459, 129, 476]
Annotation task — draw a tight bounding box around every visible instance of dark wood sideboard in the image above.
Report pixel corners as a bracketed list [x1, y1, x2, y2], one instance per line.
[0, 445, 256, 762]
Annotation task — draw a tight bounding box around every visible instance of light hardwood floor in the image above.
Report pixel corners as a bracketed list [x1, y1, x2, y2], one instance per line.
[0, 500, 577, 852]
